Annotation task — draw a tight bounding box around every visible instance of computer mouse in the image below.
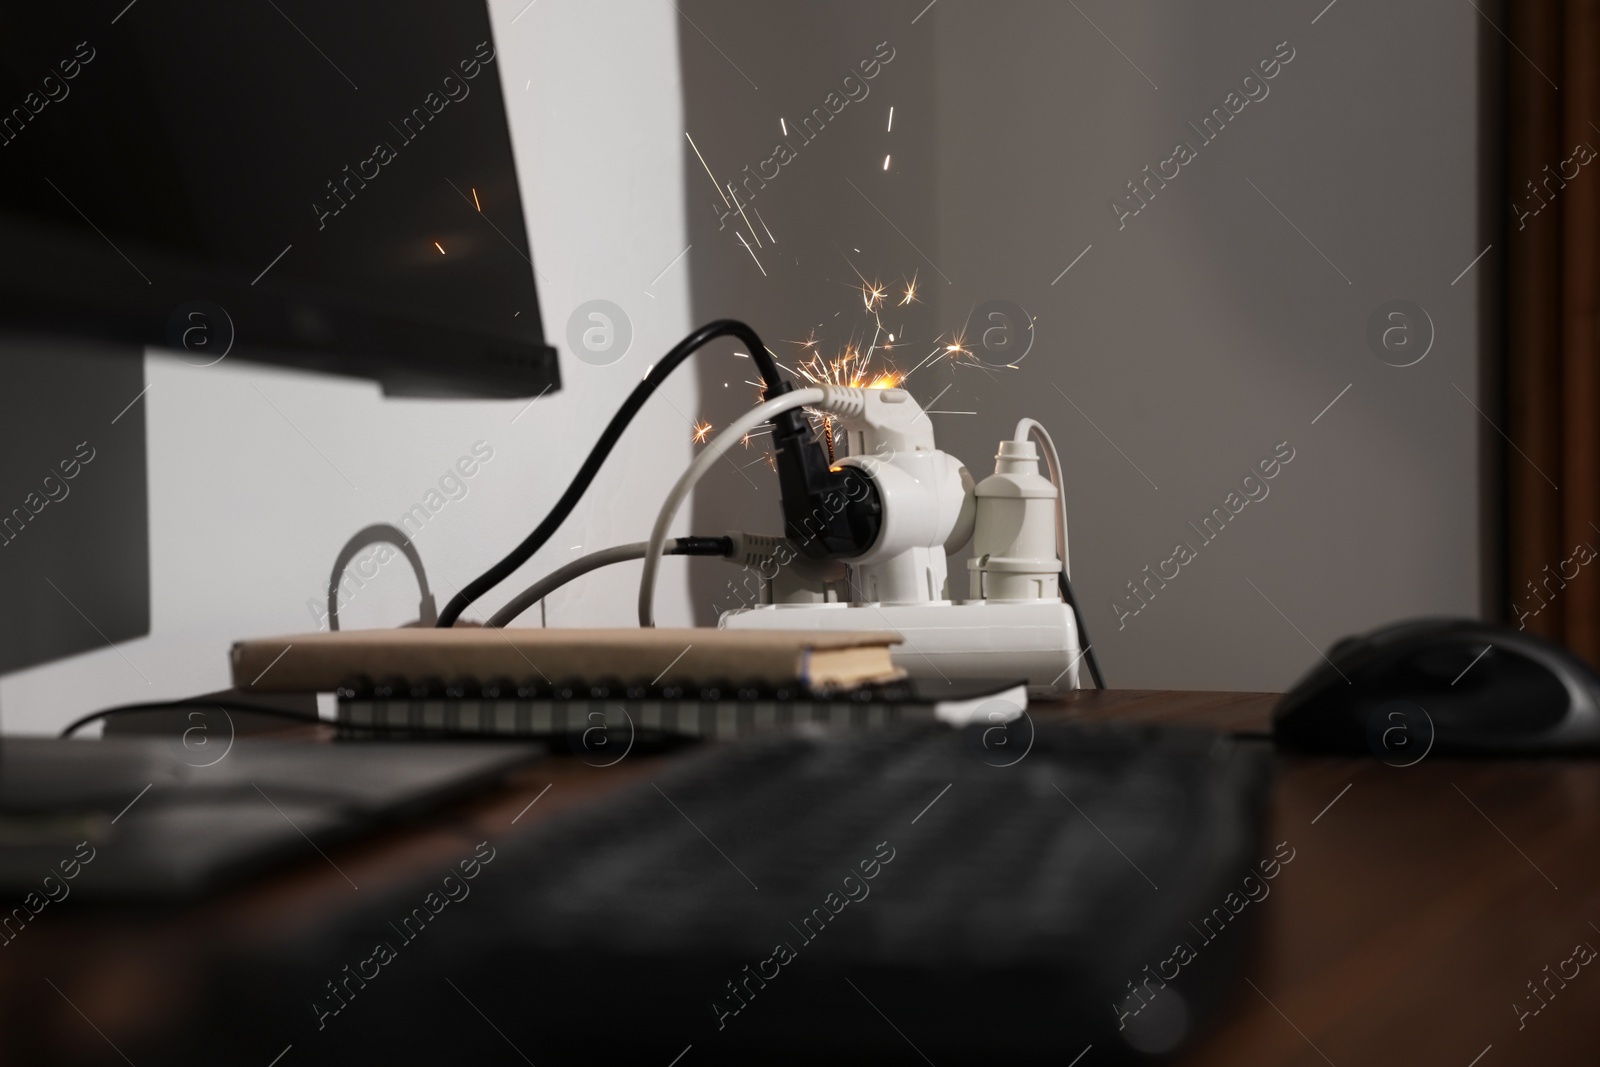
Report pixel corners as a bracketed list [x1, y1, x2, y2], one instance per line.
[1272, 617, 1600, 756]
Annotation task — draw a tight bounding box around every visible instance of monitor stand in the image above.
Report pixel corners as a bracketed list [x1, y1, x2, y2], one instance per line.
[0, 338, 149, 681]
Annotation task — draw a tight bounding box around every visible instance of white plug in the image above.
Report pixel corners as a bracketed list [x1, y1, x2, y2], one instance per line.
[826, 387, 973, 604]
[967, 438, 1063, 602]
[724, 530, 847, 606]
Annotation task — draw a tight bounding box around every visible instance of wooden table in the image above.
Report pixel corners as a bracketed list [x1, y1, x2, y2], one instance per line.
[5, 690, 1597, 1065]
[1064, 692, 1600, 1067]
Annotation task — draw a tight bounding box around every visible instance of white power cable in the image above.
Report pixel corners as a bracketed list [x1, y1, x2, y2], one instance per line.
[1013, 417, 1070, 577]
[1013, 416, 1106, 687]
[639, 387, 827, 626]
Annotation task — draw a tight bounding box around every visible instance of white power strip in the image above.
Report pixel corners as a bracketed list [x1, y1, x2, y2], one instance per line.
[721, 600, 1082, 697]
[680, 385, 1093, 696]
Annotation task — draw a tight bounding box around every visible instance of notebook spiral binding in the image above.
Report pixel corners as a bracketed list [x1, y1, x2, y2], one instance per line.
[334, 675, 927, 742]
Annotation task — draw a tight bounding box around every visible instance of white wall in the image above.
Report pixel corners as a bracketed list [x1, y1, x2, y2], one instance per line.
[3, 0, 698, 734]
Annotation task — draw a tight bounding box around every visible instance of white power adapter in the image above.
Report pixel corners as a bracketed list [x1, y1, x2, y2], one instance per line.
[969, 437, 1063, 603]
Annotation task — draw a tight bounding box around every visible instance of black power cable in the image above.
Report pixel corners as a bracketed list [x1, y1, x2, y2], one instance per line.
[61, 698, 320, 739]
[1059, 569, 1107, 689]
[436, 320, 787, 628]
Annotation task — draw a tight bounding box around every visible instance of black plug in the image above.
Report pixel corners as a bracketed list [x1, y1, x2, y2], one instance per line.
[768, 390, 883, 560]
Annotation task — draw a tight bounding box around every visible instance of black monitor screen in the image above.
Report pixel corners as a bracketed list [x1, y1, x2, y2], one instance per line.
[0, 0, 558, 397]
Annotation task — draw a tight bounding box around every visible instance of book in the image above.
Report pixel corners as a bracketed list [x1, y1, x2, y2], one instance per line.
[230, 627, 906, 694]
[335, 677, 1029, 738]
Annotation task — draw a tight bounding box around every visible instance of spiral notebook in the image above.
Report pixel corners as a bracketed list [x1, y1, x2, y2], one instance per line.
[334, 676, 1027, 736]
[232, 628, 1025, 734]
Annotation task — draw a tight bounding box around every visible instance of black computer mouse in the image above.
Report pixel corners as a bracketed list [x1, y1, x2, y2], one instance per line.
[1272, 617, 1600, 756]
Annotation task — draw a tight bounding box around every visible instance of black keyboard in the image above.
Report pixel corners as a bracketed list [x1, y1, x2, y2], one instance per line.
[190, 721, 1273, 1066]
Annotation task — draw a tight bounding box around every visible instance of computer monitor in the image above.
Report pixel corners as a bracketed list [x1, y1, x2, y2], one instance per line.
[0, 0, 557, 398]
[0, 0, 556, 679]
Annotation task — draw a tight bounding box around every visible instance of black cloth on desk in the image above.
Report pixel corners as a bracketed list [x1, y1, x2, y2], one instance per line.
[175, 721, 1272, 1066]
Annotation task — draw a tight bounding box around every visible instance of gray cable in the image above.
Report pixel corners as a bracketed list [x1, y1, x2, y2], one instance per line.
[327, 523, 436, 631]
[488, 543, 650, 627]
[488, 537, 730, 627]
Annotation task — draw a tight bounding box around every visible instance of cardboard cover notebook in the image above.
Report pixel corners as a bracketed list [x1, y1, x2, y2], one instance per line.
[230, 627, 905, 694]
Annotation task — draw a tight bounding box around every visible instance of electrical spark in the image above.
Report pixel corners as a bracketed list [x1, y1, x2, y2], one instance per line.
[784, 330, 824, 353]
[774, 259, 957, 454]
[736, 231, 767, 276]
[726, 181, 762, 247]
[433, 241, 446, 254]
[899, 272, 919, 306]
[692, 420, 714, 444]
[794, 342, 900, 391]
[685, 131, 729, 207]
[472, 187, 481, 211]
[940, 331, 982, 369]
[883, 154, 891, 170]
[887, 106, 894, 132]
[788, 332, 904, 453]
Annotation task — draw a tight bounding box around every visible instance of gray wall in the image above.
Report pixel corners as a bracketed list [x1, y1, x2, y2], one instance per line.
[683, 0, 1483, 691]
[677, 2, 944, 623]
